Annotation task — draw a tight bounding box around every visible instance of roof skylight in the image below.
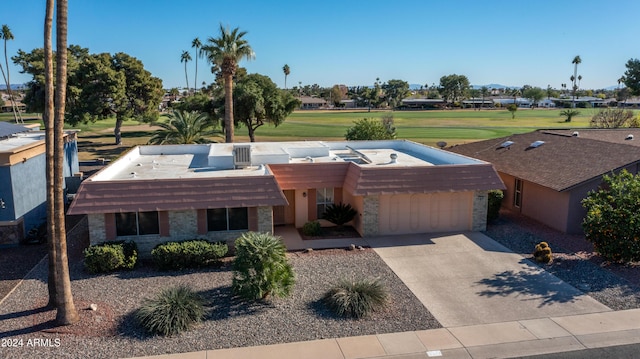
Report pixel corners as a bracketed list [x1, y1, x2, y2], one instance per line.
[530, 140, 545, 148]
[499, 141, 514, 148]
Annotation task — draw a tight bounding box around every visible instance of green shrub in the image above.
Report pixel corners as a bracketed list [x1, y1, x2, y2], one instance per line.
[582, 170, 640, 262]
[324, 278, 388, 318]
[533, 241, 553, 264]
[83, 241, 138, 274]
[322, 202, 357, 226]
[487, 190, 504, 222]
[151, 240, 228, 270]
[232, 232, 295, 300]
[136, 285, 205, 336]
[302, 220, 321, 236]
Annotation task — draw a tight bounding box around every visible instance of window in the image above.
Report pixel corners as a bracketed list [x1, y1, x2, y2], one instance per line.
[115, 211, 159, 236]
[316, 188, 334, 217]
[207, 207, 249, 232]
[514, 178, 523, 208]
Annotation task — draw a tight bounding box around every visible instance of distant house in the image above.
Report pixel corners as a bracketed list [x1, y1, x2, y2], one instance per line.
[299, 96, 328, 109]
[0, 122, 80, 244]
[461, 98, 493, 109]
[68, 140, 503, 254]
[448, 129, 640, 234]
[400, 98, 446, 110]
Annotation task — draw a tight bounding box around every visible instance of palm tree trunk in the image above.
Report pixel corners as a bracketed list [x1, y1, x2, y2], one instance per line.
[54, 0, 79, 326]
[184, 62, 189, 92]
[44, 0, 57, 308]
[194, 51, 198, 92]
[3, 40, 19, 123]
[224, 73, 234, 143]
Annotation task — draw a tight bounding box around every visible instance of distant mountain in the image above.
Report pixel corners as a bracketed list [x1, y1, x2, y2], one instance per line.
[0, 84, 27, 91]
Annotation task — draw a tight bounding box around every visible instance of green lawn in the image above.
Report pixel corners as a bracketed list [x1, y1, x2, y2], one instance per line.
[2, 108, 634, 160]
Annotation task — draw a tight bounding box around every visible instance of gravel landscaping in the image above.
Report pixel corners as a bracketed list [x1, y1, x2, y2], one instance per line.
[0, 248, 438, 359]
[1, 211, 640, 359]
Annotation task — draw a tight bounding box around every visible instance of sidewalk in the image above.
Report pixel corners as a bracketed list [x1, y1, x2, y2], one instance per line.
[126, 308, 640, 359]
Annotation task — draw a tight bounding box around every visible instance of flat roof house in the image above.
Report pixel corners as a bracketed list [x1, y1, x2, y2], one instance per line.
[0, 122, 79, 244]
[68, 140, 504, 253]
[448, 129, 640, 234]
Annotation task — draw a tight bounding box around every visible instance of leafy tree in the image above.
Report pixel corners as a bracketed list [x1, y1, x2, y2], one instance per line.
[506, 104, 517, 119]
[148, 110, 220, 144]
[560, 109, 580, 122]
[381, 79, 410, 109]
[624, 58, 640, 97]
[282, 64, 290, 89]
[173, 92, 216, 117]
[191, 37, 202, 92]
[180, 50, 191, 91]
[582, 170, 640, 262]
[522, 86, 545, 107]
[590, 108, 635, 128]
[202, 24, 254, 143]
[345, 117, 396, 140]
[330, 84, 343, 107]
[232, 73, 299, 142]
[439, 74, 469, 104]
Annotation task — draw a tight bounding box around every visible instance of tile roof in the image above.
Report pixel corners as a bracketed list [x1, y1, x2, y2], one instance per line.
[67, 176, 287, 215]
[447, 130, 640, 192]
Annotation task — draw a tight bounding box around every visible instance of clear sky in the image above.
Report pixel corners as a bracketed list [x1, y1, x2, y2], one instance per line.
[3, 0, 639, 91]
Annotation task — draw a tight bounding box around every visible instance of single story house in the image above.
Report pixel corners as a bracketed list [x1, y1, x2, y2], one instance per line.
[0, 122, 80, 244]
[448, 129, 640, 234]
[400, 98, 446, 110]
[299, 96, 328, 109]
[68, 140, 504, 253]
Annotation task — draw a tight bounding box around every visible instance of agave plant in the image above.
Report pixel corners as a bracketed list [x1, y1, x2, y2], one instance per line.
[322, 202, 357, 227]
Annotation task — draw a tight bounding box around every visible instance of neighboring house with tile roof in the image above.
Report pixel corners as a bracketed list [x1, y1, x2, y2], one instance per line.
[68, 140, 504, 254]
[448, 129, 640, 234]
[0, 123, 80, 244]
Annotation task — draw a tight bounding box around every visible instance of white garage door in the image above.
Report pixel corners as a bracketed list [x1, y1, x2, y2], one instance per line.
[378, 192, 472, 235]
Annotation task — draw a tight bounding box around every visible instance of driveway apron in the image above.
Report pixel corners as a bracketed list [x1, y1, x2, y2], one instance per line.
[367, 232, 611, 327]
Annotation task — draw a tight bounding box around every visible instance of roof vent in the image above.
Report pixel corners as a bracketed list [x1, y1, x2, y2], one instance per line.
[305, 156, 314, 163]
[530, 140, 545, 148]
[626, 134, 634, 140]
[233, 145, 252, 168]
[389, 153, 398, 164]
[572, 131, 579, 137]
[499, 140, 514, 149]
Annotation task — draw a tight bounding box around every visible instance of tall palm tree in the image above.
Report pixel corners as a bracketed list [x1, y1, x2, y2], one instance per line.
[53, 0, 79, 325]
[571, 55, 581, 108]
[181, 50, 191, 92]
[0, 24, 22, 123]
[44, 0, 57, 309]
[202, 24, 254, 143]
[148, 110, 220, 144]
[191, 37, 202, 92]
[282, 64, 290, 89]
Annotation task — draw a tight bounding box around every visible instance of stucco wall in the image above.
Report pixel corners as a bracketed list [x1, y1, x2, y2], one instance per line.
[10, 153, 46, 231]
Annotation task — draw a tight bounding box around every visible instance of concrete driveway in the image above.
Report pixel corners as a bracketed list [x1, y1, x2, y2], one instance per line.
[366, 232, 611, 327]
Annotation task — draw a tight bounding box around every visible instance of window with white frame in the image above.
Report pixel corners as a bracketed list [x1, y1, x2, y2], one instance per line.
[115, 211, 159, 236]
[207, 207, 249, 232]
[316, 188, 334, 217]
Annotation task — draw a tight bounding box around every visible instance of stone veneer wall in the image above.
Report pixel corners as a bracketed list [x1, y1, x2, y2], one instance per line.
[168, 210, 198, 239]
[362, 196, 379, 237]
[0, 220, 24, 245]
[87, 213, 106, 244]
[256, 206, 273, 233]
[472, 190, 488, 231]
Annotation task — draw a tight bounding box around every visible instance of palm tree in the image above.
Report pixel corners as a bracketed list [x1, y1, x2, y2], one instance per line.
[181, 50, 191, 92]
[52, 0, 79, 325]
[571, 55, 581, 108]
[0, 24, 22, 123]
[480, 86, 489, 110]
[202, 24, 254, 143]
[282, 64, 290, 89]
[191, 37, 202, 92]
[44, 0, 57, 309]
[148, 110, 220, 144]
